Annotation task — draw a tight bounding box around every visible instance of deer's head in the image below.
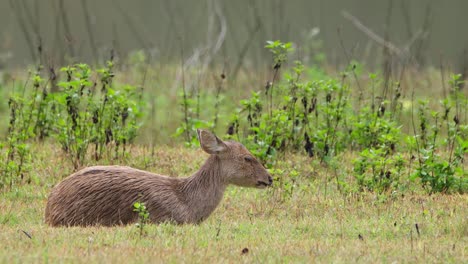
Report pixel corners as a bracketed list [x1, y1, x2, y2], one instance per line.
[197, 129, 273, 188]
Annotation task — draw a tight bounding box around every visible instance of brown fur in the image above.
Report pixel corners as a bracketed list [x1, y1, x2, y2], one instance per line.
[45, 130, 272, 226]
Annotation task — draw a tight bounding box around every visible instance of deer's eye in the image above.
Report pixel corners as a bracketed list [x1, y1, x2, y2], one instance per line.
[244, 156, 254, 163]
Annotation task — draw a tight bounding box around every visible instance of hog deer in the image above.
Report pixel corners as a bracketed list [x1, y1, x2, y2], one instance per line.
[45, 129, 272, 226]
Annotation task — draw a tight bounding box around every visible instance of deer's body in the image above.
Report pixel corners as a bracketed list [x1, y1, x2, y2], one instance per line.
[45, 130, 272, 226]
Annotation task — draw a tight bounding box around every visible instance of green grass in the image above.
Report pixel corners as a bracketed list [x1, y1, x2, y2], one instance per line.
[0, 55, 466, 262]
[1, 143, 466, 263]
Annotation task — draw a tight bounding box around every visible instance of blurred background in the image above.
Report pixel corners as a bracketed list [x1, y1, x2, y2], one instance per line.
[0, 0, 467, 74]
[0, 0, 466, 197]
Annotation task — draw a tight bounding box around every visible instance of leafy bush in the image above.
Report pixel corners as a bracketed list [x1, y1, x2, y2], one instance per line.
[54, 62, 142, 167]
[0, 70, 43, 189]
[1, 62, 144, 188]
[410, 83, 467, 194]
[225, 40, 466, 194]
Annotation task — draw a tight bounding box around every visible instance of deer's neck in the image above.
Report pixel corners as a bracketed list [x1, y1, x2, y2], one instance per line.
[181, 156, 227, 223]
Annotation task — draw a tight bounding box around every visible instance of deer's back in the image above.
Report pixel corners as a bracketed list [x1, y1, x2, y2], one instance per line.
[45, 165, 185, 226]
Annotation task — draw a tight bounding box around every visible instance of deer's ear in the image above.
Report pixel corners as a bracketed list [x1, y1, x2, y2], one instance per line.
[197, 129, 228, 154]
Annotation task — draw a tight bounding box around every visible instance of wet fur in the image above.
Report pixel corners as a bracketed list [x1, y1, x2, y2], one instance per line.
[45, 134, 271, 227]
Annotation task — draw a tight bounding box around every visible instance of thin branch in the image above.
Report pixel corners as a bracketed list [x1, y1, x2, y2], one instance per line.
[341, 10, 403, 58]
[80, 0, 98, 64]
[113, 0, 148, 51]
[400, 0, 413, 39]
[337, 27, 363, 102]
[51, 0, 65, 67]
[9, 0, 37, 62]
[59, 0, 76, 58]
[414, 3, 433, 66]
[232, 7, 262, 79]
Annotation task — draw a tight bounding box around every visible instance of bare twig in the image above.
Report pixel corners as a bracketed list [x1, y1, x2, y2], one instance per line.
[400, 0, 413, 39]
[112, 22, 123, 62]
[440, 54, 447, 98]
[20, 1, 39, 37]
[138, 51, 153, 101]
[414, 3, 433, 66]
[232, 4, 262, 79]
[382, 0, 394, 101]
[403, 29, 426, 53]
[81, 0, 98, 64]
[114, 1, 148, 51]
[51, 0, 65, 67]
[336, 27, 363, 104]
[20, 0, 42, 64]
[20, 230, 32, 239]
[59, 0, 76, 58]
[180, 42, 190, 143]
[9, 0, 37, 62]
[202, 0, 227, 68]
[460, 48, 468, 90]
[213, 71, 225, 130]
[341, 10, 403, 58]
[162, 0, 183, 61]
[410, 86, 422, 169]
[172, 0, 226, 93]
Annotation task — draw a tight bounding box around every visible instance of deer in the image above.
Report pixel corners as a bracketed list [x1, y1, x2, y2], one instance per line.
[45, 129, 272, 226]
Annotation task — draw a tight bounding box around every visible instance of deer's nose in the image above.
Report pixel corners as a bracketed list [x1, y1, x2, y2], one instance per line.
[268, 176, 273, 185]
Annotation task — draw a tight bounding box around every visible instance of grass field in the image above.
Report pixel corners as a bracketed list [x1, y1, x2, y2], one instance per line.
[0, 143, 466, 263]
[0, 40, 467, 263]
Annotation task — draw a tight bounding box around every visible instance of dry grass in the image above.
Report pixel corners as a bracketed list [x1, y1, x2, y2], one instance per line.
[0, 143, 466, 263]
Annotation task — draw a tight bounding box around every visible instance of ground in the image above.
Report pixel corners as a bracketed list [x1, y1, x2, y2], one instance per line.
[0, 144, 466, 263]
